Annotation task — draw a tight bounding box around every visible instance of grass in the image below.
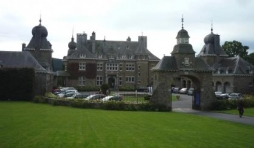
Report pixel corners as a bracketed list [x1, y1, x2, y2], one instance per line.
[1, 102, 254, 148]
[217, 108, 254, 117]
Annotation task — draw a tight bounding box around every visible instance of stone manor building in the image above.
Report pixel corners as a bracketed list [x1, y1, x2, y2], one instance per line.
[62, 32, 160, 90]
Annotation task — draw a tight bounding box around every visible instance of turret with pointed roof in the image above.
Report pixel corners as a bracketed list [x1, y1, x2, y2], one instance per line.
[23, 17, 53, 71]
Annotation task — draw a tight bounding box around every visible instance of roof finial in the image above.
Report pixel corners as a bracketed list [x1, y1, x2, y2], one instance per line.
[72, 26, 74, 38]
[211, 20, 213, 33]
[39, 13, 42, 26]
[104, 36, 106, 42]
[181, 15, 184, 29]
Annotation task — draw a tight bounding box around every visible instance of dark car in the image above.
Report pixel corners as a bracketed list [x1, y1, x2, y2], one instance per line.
[172, 87, 180, 93]
[74, 94, 89, 99]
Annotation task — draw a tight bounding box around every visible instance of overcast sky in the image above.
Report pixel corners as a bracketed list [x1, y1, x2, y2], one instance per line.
[0, 0, 254, 59]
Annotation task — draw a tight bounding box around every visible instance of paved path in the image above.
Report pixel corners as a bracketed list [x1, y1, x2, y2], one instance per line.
[172, 94, 254, 126]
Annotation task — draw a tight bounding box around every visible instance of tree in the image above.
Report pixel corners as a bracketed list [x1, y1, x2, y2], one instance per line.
[246, 52, 254, 66]
[222, 40, 249, 59]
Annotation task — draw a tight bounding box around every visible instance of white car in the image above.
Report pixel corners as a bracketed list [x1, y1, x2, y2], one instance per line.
[102, 95, 123, 102]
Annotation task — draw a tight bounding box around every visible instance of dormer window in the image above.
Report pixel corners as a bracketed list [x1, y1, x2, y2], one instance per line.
[98, 55, 102, 59]
[122, 55, 126, 59]
[79, 54, 86, 58]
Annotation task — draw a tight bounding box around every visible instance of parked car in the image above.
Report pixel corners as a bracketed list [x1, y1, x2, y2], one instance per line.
[219, 93, 230, 99]
[215, 91, 222, 98]
[172, 87, 180, 93]
[85, 94, 106, 101]
[74, 94, 89, 99]
[228, 93, 243, 100]
[58, 90, 78, 98]
[187, 88, 194, 95]
[102, 95, 123, 102]
[179, 88, 188, 94]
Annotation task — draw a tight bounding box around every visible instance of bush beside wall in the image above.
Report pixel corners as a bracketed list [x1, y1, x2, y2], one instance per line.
[0, 68, 35, 101]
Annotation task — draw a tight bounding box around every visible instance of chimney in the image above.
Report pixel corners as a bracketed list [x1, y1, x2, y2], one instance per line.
[22, 43, 26, 51]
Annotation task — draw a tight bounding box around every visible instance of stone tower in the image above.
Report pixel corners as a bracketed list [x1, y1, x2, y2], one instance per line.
[23, 18, 53, 71]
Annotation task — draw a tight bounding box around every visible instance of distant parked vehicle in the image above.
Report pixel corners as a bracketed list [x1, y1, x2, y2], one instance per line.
[85, 94, 106, 101]
[58, 90, 78, 98]
[102, 95, 123, 102]
[187, 88, 194, 95]
[74, 94, 89, 99]
[228, 93, 243, 100]
[172, 87, 180, 93]
[215, 91, 222, 98]
[219, 93, 230, 99]
[179, 88, 188, 94]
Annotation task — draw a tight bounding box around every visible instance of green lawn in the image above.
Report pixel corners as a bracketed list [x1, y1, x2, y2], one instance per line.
[1, 102, 254, 148]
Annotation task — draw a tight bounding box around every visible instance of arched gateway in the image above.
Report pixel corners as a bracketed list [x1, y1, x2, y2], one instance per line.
[151, 19, 216, 111]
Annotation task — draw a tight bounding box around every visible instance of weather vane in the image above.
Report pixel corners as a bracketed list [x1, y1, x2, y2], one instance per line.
[181, 15, 184, 29]
[211, 20, 213, 33]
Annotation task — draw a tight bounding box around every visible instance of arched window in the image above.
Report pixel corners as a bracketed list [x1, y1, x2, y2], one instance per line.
[216, 81, 222, 92]
[224, 82, 230, 93]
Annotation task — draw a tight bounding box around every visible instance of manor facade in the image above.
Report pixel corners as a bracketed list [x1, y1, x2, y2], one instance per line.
[62, 32, 160, 90]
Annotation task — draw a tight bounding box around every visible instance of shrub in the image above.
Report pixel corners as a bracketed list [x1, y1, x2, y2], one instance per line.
[102, 101, 125, 110]
[101, 84, 110, 95]
[119, 85, 135, 91]
[33, 96, 47, 103]
[144, 94, 151, 101]
[209, 98, 254, 110]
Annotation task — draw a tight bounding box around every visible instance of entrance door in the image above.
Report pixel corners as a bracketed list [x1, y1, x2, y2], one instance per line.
[108, 77, 115, 88]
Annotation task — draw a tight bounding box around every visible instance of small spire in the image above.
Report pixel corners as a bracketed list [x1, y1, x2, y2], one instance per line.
[211, 20, 213, 33]
[72, 26, 74, 38]
[181, 15, 184, 29]
[142, 31, 143, 36]
[104, 36, 106, 42]
[39, 14, 42, 26]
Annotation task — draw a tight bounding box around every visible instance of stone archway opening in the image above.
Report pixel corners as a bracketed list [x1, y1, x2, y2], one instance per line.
[224, 82, 230, 93]
[172, 75, 201, 110]
[216, 81, 222, 92]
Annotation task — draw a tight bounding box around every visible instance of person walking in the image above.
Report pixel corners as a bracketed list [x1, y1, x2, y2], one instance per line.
[237, 100, 244, 118]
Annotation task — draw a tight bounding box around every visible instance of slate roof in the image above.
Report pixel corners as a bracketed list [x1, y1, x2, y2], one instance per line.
[152, 56, 178, 71]
[0, 51, 46, 72]
[213, 56, 254, 75]
[24, 20, 53, 51]
[197, 32, 228, 57]
[176, 29, 190, 38]
[55, 71, 70, 77]
[67, 36, 159, 61]
[152, 56, 213, 72]
[171, 44, 195, 54]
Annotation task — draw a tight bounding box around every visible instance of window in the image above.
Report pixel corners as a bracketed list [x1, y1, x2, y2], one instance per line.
[138, 72, 140, 77]
[96, 76, 103, 86]
[79, 54, 86, 58]
[126, 63, 135, 71]
[119, 77, 122, 86]
[106, 63, 118, 71]
[119, 63, 123, 71]
[79, 62, 86, 70]
[125, 76, 135, 83]
[97, 63, 103, 71]
[138, 65, 141, 70]
[78, 76, 85, 86]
